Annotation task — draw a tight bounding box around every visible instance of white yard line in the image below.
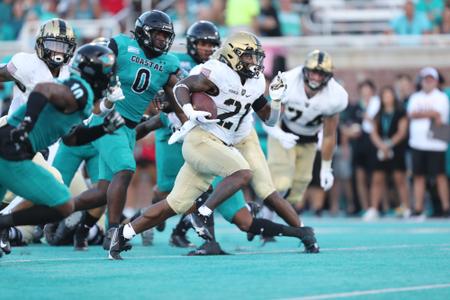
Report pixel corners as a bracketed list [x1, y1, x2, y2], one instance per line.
[2, 243, 450, 264]
[282, 283, 450, 300]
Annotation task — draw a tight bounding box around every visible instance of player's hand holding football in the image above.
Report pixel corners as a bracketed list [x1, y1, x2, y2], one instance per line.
[269, 71, 287, 102]
[182, 103, 219, 124]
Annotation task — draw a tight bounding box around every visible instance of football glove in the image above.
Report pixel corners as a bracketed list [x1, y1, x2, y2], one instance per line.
[269, 71, 287, 102]
[320, 161, 334, 191]
[10, 116, 33, 143]
[102, 110, 125, 133]
[263, 123, 299, 149]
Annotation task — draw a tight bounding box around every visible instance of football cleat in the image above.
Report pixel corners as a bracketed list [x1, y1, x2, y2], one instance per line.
[0, 228, 11, 255]
[108, 225, 132, 260]
[246, 201, 262, 242]
[74, 224, 90, 251]
[299, 226, 320, 253]
[156, 221, 166, 232]
[169, 230, 195, 248]
[187, 241, 228, 256]
[189, 212, 213, 241]
[141, 228, 154, 246]
[102, 228, 114, 250]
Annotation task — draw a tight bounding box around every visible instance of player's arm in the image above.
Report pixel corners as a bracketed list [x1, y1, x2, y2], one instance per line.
[135, 113, 164, 140]
[0, 64, 14, 82]
[321, 113, 339, 161]
[62, 110, 124, 146]
[173, 73, 219, 123]
[164, 71, 188, 123]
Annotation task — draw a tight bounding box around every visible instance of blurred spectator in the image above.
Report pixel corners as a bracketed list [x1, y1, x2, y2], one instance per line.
[351, 80, 379, 213]
[278, 0, 302, 36]
[363, 86, 410, 221]
[437, 1, 450, 33]
[0, 0, 27, 40]
[416, 0, 444, 29]
[257, 0, 281, 37]
[225, 0, 260, 33]
[388, 0, 432, 35]
[407, 67, 449, 218]
[98, 0, 125, 16]
[394, 73, 415, 109]
[66, 0, 101, 20]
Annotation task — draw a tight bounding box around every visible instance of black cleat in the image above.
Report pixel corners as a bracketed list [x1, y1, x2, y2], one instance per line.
[103, 228, 114, 250]
[189, 212, 213, 241]
[299, 226, 320, 253]
[74, 224, 90, 251]
[108, 225, 132, 260]
[169, 231, 195, 248]
[261, 236, 277, 245]
[0, 228, 11, 256]
[187, 241, 228, 256]
[246, 202, 262, 242]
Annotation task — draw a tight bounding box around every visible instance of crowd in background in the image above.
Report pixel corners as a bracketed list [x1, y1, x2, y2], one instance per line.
[0, 0, 449, 220]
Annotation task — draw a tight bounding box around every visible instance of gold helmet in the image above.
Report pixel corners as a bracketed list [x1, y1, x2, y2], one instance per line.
[215, 31, 265, 78]
[35, 18, 76, 69]
[302, 50, 333, 91]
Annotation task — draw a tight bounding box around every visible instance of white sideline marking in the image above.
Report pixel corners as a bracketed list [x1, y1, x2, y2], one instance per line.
[282, 283, 450, 300]
[1, 243, 450, 264]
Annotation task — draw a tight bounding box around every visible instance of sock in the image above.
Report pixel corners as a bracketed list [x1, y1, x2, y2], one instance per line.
[198, 206, 212, 217]
[130, 210, 142, 222]
[83, 212, 99, 227]
[205, 212, 215, 239]
[173, 214, 190, 235]
[123, 223, 136, 239]
[2, 205, 64, 227]
[248, 218, 303, 239]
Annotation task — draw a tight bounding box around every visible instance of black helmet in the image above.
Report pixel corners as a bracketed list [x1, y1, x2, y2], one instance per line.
[186, 21, 220, 63]
[133, 10, 175, 56]
[70, 44, 117, 99]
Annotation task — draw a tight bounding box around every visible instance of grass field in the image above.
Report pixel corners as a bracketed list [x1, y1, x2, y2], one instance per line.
[1, 216, 450, 300]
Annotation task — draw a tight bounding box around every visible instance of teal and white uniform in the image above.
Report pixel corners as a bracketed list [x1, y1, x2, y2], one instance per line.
[91, 34, 180, 181]
[0, 74, 94, 206]
[157, 52, 246, 222]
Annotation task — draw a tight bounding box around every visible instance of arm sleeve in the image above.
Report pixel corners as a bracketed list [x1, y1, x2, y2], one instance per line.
[252, 94, 268, 112]
[62, 124, 107, 146]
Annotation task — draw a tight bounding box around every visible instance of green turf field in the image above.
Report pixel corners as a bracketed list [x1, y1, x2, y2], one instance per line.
[1, 217, 450, 300]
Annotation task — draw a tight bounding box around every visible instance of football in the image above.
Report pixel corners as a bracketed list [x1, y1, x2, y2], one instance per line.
[191, 92, 217, 119]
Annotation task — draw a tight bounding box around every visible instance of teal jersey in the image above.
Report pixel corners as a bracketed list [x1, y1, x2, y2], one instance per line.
[173, 52, 197, 78]
[8, 74, 94, 153]
[155, 52, 197, 142]
[112, 34, 180, 122]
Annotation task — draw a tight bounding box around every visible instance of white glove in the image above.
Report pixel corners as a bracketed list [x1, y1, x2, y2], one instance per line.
[263, 123, 299, 149]
[182, 103, 219, 125]
[168, 121, 197, 144]
[107, 84, 125, 103]
[102, 110, 125, 133]
[269, 71, 287, 102]
[320, 160, 334, 191]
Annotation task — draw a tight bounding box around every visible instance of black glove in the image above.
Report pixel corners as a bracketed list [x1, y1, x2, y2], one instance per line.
[102, 110, 125, 133]
[10, 116, 33, 143]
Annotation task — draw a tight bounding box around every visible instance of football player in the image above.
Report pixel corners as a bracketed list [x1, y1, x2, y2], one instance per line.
[109, 32, 318, 260]
[0, 18, 76, 245]
[0, 44, 124, 257]
[68, 10, 185, 254]
[264, 50, 348, 206]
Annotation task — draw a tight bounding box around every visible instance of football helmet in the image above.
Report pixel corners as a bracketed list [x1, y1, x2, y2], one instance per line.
[133, 10, 175, 56]
[70, 44, 117, 99]
[302, 50, 333, 91]
[215, 31, 265, 79]
[186, 21, 220, 64]
[91, 37, 109, 47]
[35, 18, 76, 69]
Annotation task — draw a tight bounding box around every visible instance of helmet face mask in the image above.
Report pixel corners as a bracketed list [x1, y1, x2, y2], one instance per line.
[35, 19, 76, 70]
[302, 50, 333, 91]
[134, 10, 175, 56]
[70, 44, 117, 99]
[186, 21, 221, 63]
[218, 32, 265, 79]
